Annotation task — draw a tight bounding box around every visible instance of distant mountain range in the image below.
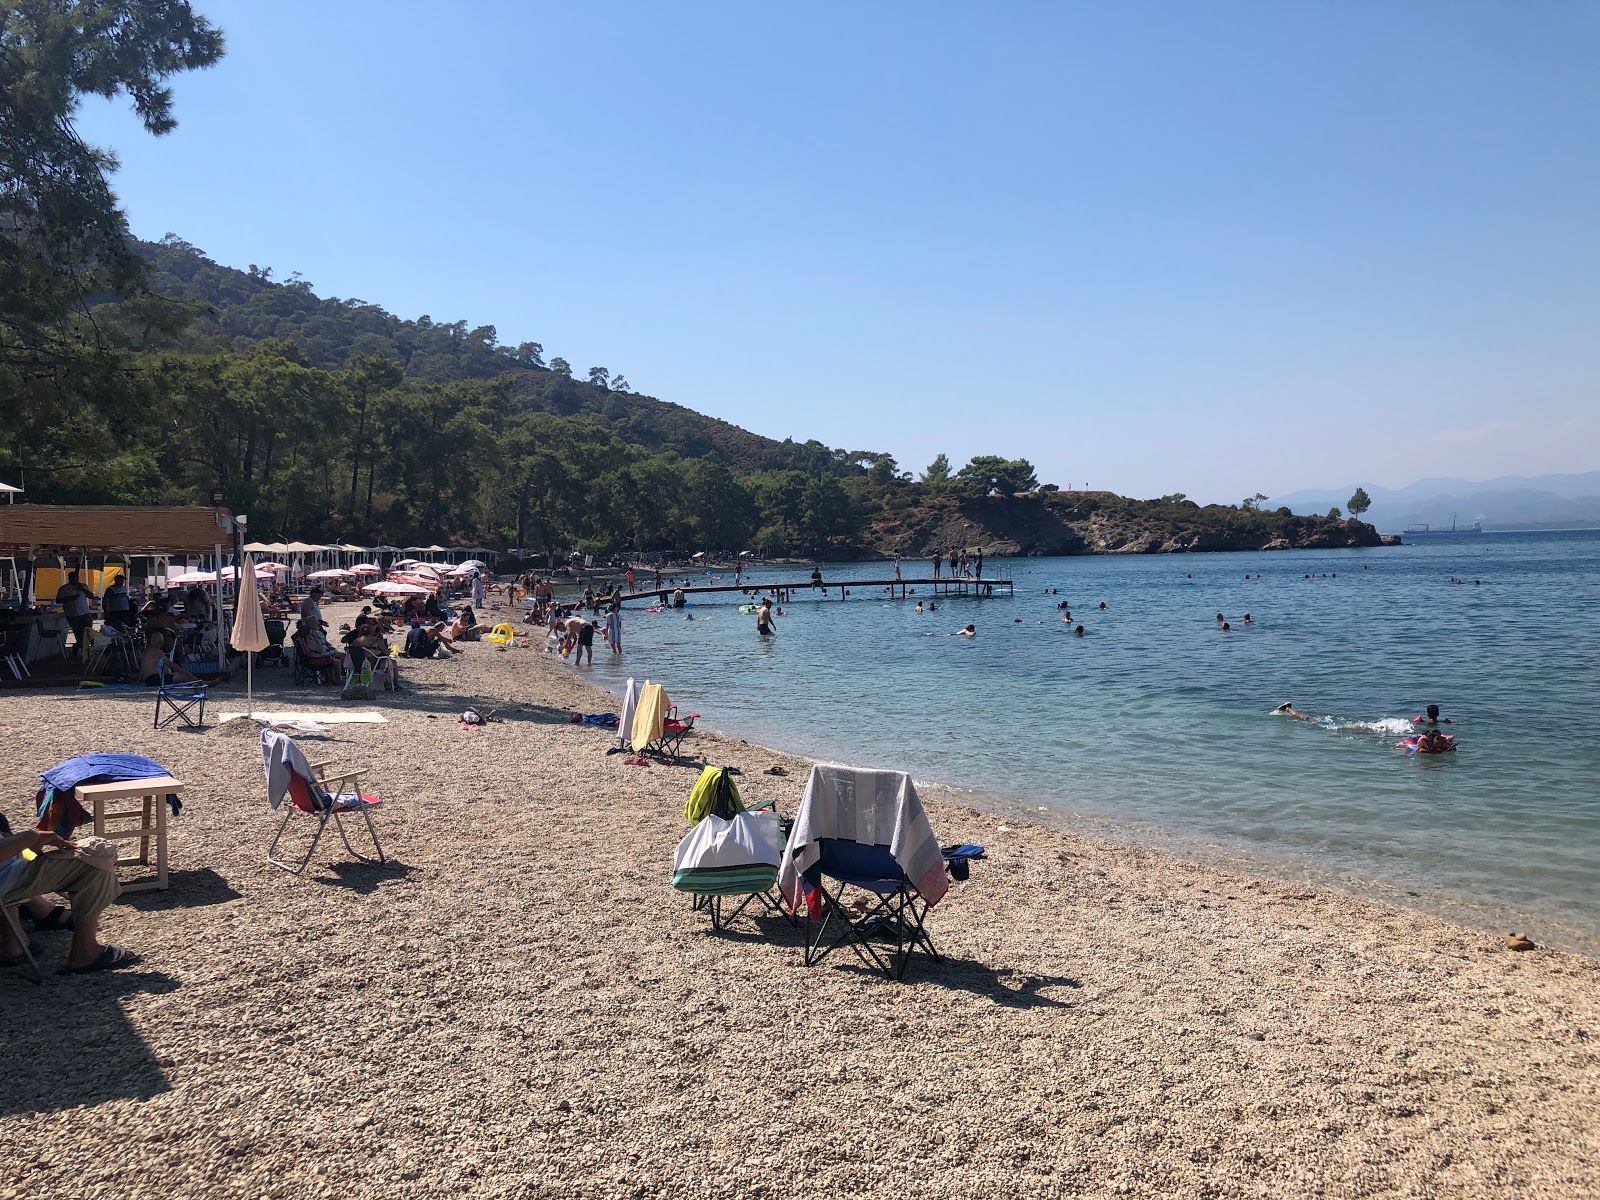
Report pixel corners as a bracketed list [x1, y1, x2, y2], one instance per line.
[1276, 472, 1600, 532]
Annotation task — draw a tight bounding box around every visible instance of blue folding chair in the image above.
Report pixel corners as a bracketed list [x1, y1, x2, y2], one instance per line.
[801, 839, 941, 981]
[153, 670, 207, 730]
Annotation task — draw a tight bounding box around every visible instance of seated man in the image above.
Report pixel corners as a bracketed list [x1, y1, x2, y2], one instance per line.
[1, 820, 139, 974]
[138, 630, 196, 686]
[404, 622, 443, 659]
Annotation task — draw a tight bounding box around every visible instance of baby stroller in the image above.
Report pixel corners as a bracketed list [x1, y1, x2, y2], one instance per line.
[258, 618, 289, 668]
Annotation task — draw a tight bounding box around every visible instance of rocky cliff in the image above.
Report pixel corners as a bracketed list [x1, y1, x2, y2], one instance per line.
[861, 492, 1384, 557]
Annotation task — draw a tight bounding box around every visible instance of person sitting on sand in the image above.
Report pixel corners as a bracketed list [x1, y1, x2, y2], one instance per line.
[404, 622, 446, 659]
[1, 820, 139, 974]
[138, 630, 195, 686]
[1412, 704, 1451, 725]
[449, 607, 480, 643]
[1274, 702, 1317, 722]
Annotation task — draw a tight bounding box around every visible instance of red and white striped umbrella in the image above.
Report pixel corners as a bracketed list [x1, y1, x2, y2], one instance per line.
[362, 581, 432, 597]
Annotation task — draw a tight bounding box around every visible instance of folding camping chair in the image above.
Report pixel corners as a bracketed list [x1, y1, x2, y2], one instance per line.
[153, 677, 207, 730]
[1, 904, 42, 985]
[292, 634, 341, 686]
[672, 767, 794, 931]
[260, 729, 385, 874]
[628, 682, 699, 759]
[0, 627, 29, 681]
[0, 814, 42, 985]
[779, 765, 974, 982]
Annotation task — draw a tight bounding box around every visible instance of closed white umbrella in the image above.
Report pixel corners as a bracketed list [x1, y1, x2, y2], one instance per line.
[230, 554, 270, 712]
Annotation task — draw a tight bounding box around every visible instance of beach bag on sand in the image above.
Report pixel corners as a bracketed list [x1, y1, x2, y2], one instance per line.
[341, 663, 374, 701]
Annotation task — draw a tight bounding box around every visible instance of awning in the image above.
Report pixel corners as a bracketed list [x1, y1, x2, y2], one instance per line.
[0, 505, 235, 555]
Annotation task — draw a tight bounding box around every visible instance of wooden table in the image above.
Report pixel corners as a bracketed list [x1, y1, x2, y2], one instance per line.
[75, 775, 182, 893]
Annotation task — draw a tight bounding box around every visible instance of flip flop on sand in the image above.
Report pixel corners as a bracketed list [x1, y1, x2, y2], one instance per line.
[58, 945, 141, 975]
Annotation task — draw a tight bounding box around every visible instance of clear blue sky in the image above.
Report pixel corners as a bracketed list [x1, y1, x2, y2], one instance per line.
[77, 1, 1600, 504]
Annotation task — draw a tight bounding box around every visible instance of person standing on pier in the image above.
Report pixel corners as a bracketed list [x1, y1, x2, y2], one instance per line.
[932, 551, 942, 579]
[975, 547, 984, 580]
[894, 556, 902, 582]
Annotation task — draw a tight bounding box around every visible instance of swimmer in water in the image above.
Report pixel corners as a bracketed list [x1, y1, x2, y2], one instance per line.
[1274, 702, 1317, 722]
[1098, 601, 1107, 610]
[914, 602, 923, 613]
[1216, 612, 1224, 623]
[956, 624, 976, 637]
[1074, 625, 1085, 636]
[1242, 613, 1252, 623]
[756, 598, 776, 636]
[1412, 703, 1451, 726]
[1397, 729, 1455, 754]
[1221, 621, 1231, 631]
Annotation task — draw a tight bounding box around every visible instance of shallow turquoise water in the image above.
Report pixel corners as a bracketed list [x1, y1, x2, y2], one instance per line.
[584, 531, 1600, 952]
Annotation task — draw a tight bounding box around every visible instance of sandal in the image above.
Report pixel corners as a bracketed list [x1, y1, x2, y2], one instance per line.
[59, 945, 141, 975]
[31, 904, 75, 932]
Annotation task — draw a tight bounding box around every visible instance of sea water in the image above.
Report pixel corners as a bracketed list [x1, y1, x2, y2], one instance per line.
[585, 531, 1600, 953]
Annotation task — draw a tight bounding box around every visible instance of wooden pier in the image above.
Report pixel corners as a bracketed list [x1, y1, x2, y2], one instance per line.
[614, 576, 1013, 606]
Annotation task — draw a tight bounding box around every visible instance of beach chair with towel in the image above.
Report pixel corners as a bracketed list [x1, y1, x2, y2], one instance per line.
[259, 729, 384, 874]
[671, 766, 793, 931]
[779, 764, 967, 982]
[630, 681, 698, 759]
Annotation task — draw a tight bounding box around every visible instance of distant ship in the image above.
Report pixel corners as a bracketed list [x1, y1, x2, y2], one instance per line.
[1406, 513, 1482, 534]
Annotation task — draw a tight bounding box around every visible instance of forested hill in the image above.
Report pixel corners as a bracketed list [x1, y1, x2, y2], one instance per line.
[134, 236, 800, 475]
[2, 6, 1381, 561]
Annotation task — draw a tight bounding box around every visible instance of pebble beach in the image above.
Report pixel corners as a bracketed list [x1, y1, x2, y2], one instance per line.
[3, 600, 1597, 1200]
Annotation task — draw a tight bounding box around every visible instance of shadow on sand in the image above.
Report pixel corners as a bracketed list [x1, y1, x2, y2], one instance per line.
[0, 964, 180, 1116]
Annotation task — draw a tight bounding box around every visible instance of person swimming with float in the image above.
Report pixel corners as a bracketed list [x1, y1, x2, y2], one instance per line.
[1397, 728, 1456, 754]
[1412, 704, 1451, 725]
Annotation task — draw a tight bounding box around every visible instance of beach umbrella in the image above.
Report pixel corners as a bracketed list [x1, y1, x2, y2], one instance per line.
[168, 570, 218, 585]
[218, 564, 278, 581]
[230, 553, 270, 713]
[254, 561, 290, 573]
[350, 563, 383, 575]
[362, 580, 431, 597]
[307, 568, 353, 580]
